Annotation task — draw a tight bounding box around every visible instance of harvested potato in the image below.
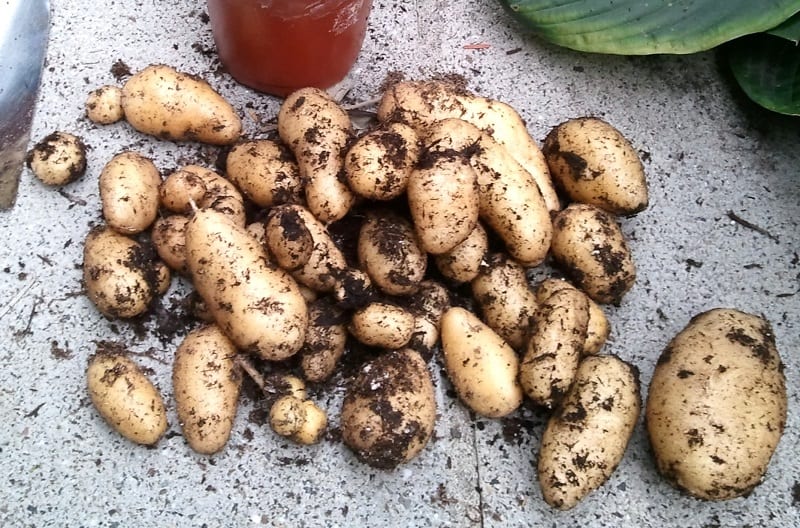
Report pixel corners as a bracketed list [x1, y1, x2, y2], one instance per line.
[300, 297, 348, 383]
[86, 345, 167, 445]
[395, 280, 451, 362]
[85, 85, 124, 124]
[550, 203, 636, 305]
[264, 205, 314, 272]
[538, 355, 641, 510]
[543, 117, 648, 215]
[434, 222, 488, 284]
[646, 309, 787, 501]
[341, 349, 436, 468]
[153, 260, 171, 295]
[99, 151, 161, 235]
[121, 64, 241, 145]
[349, 301, 415, 349]
[345, 122, 420, 201]
[83, 225, 158, 318]
[151, 214, 189, 273]
[160, 165, 246, 227]
[358, 210, 427, 296]
[278, 87, 354, 223]
[26, 131, 87, 186]
[226, 139, 303, 207]
[440, 306, 522, 418]
[270, 396, 328, 445]
[173, 324, 242, 455]
[184, 208, 308, 361]
[534, 278, 610, 355]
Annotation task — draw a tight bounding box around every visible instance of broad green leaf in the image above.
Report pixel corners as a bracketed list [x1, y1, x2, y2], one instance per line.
[729, 34, 800, 115]
[768, 11, 800, 42]
[499, 0, 800, 54]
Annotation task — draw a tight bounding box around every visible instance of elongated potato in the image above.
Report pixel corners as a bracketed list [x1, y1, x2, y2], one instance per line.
[300, 297, 348, 383]
[440, 307, 522, 418]
[173, 324, 242, 455]
[226, 139, 303, 207]
[121, 64, 241, 145]
[99, 152, 161, 234]
[87, 345, 167, 445]
[151, 214, 189, 273]
[538, 355, 641, 510]
[185, 208, 308, 361]
[278, 87, 354, 223]
[534, 278, 610, 355]
[646, 309, 787, 500]
[349, 301, 415, 349]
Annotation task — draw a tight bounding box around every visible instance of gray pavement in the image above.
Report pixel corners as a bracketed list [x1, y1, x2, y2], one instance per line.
[1, 1, 798, 527]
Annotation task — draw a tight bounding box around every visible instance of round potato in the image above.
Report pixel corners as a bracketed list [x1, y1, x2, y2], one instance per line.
[358, 211, 427, 296]
[160, 165, 246, 227]
[86, 85, 124, 124]
[100, 151, 161, 235]
[26, 131, 87, 186]
[151, 214, 189, 273]
[646, 308, 787, 501]
[226, 139, 303, 207]
[434, 222, 488, 284]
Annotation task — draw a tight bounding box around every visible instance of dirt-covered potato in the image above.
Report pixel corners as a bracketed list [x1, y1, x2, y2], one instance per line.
[121, 64, 241, 145]
[83, 225, 158, 318]
[299, 297, 348, 383]
[550, 203, 636, 305]
[349, 301, 415, 349]
[226, 139, 303, 207]
[264, 205, 315, 272]
[172, 325, 242, 455]
[534, 278, 610, 355]
[151, 214, 190, 273]
[440, 306, 522, 418]
[86, 345, 167, 445]
[434, 222, 488, 284]
[341, 349, 436, 469]
[26, 131, 87, 186]
[395, 280, 451, 362]
[538, 355, 641, 510]
[543, 117, 648, 215]
[85, 85, 124, 124]
[100, 151, 161, 235]
[646, 309, 787, 501]
[358, 211, 427, 296]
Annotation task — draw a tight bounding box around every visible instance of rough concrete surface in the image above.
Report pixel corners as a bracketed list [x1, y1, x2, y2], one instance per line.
[1, 1, 798, 527]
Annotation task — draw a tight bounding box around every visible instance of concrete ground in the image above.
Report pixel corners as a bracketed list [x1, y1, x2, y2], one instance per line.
[1, 1, 798, 526]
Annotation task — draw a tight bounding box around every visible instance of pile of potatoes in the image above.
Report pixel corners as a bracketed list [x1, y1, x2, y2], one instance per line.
[77, 65, 786, 510]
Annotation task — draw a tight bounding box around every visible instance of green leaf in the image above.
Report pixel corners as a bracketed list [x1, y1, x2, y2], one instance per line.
[499, 0, 800, 54]
[768, 11, 800, 42]
[728, 33, 800, 116]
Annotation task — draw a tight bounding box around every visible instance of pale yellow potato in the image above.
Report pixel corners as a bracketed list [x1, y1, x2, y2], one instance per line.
[85, 85, 124, 124]
[87, 347, 167, 445]
[26, 131, 87, 186]
[358, 211, 427, 296]
[226, 139, 303, 207]
[173, 324, 242, 455]
[151, 214, 189, 273]
[534, 278, 610, 355]
[160, 165, 246, 227]
[269, 396, 327, 445]
[646, 309, 787, 501]
[100, 151, 161, 235]
[434, 222, 488, 284]
[264, 206, 314, 272]
[349, 302, 415, 349]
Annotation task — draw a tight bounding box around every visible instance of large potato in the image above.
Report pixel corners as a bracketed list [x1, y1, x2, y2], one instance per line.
[87, 346, 168, 445]
[538, 355, 641, 510]
[341, 349, 436, 469]
[173, 324, 242, 455]
[99, 151, 161, 235]
[646, 308, 787, 500]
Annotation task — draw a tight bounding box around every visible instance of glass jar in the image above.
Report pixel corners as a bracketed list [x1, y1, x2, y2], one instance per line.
[206, 0, 373, 97]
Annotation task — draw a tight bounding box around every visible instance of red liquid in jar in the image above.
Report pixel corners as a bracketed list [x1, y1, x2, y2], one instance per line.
[207, 0, 372, 97]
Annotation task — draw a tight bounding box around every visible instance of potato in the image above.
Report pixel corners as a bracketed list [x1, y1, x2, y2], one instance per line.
[471, 252, 538, 351]
[173, 324, 242, 454]
[345, 122, 420, 201]
[226, 139, 303, 207]
[434, 222, 488, 284]
[151, 214, 189, 273]
[543, 117, 648, 215]
[358, 210, 427, 296]
[538, 355, 641, 510]
[377, 79, 560, 211]
[160, 165, 246, 227]
[26, 131, 87, 186]
[440, 306, 522, 418]
[99, 151, 161, 234]
[520, 286, 589, 408]
[341, 349, 436, 468]
[184, 208, 308, 361]
[264, 205, 315, 272]
[270, 396, 328, 445]
[278, 87, 354, 223]
[395, 280, 451, 362]
[87, 345, 167, 445]
[535, 278, 610, 355]
[83, 225, 158, 318]
[85, 85, 124, 125]
[121, 64, 241, 145]
[550, 203, 636, 305]
[349, 301, 415, 350]
[153, 260, 171, 295]
[300, 297, 348, 383]
[646, 309, 787, 501]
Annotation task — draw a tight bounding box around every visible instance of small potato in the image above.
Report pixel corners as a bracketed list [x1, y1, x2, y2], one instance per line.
[264, 206, 315, 272]
[341, 349, 436, 469]
[121, 64, 241, 145]
[26, 131, 87, 186]
[173, 325, 242, 455]
[646, 309, 787, 501]
[440, 307, 522, 418]
[85, 85, 124, 124]
[83, 225, 158, 318]
[100, 151, 161, 234]
[550, 203, 636, 305]
[358, 211, 427, 296]
[535, 278, 610, 355]
[151, 214, 189, 273]
[300, 297, 348, 383]
[269, 395, 328, 445]
[543, 117, 648, 215]
[349, 301, 415, 349]
[153, 260, 171, 295]
[160, 165, 246, 227]
[87, 345, 167, 445]
[470, 252, 538, 351]
[226, 140, 303, 207]
[394, 280, 451, 362]
[345, 122, 420, 201]
[538, 355, 641, 510]
[434, 223, 488, 284]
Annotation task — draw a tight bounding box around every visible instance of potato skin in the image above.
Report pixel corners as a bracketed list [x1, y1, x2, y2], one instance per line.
[100, 151, 161, 234]
[86, 85, 124, 125]
[358, 211, 427, 296]
[226, 139, 303, 207]
[645, 309, 787, 501]
[538, 355, 641, 510]
[341, 349, 436, 469]
[87, 347, 168, 445]
[349, 302, 415, 349]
